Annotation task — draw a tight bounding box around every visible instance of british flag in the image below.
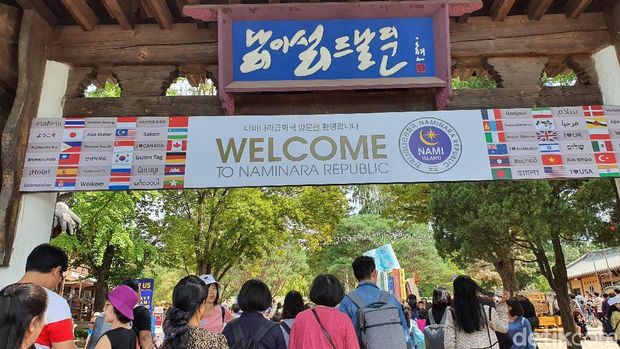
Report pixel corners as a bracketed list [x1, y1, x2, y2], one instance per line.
[537, 131, 558, 142]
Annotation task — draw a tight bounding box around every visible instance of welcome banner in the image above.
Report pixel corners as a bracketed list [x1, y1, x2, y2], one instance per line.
[20, 105, 620, 192]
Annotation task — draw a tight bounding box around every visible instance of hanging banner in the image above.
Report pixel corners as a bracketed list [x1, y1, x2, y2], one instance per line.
[19, 105, 620, 192]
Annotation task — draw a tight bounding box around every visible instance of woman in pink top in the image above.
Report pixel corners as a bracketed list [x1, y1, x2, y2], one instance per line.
[289, 274, 359, 349]
[199, 274, 234, 333]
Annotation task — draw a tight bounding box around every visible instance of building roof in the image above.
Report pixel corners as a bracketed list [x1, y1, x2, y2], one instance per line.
[567, 248, 620, 280]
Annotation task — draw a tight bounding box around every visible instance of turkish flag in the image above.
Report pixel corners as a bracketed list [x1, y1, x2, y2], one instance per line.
[595, 152, 617, 164]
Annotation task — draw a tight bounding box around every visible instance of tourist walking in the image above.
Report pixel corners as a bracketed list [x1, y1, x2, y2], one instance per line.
[18, 244, 76, 349]
[162, 276, 229, 349]
[280, 290, 305, 348]
[199, 274, 234, 334]
[289, 274, 359, 349]
[122, 280, 155, 349]
[94, 285, 139, 349]
[506, 299, 535, 349]
[0, 283, 47, 349]
[339, 256, 408, 348]
[422, 287, 452, 349]
[223, 279, 286, 349]
[444, 276, 509, 349]
[609, 300, 620, 344]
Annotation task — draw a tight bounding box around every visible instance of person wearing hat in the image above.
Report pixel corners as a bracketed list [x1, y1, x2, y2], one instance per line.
[95, 285, 139, 349]
[199, 274, 234, 333]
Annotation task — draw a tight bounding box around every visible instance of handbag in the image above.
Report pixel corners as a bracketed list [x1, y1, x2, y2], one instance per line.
[312, 308, 337, 349]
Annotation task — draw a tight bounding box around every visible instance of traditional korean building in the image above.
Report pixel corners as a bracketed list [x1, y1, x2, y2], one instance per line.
[567, 247, 620, 295]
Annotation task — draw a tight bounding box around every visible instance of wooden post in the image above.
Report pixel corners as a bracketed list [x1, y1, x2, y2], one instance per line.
[0, 10, 52, 266]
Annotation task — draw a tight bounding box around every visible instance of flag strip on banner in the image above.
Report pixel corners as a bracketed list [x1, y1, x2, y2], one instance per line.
[19, 106, 620, 192]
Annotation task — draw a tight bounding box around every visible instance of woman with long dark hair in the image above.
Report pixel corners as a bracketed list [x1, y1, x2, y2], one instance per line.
[199, 274, 234, 334]
[429, 287, 452, 325]
[280, 290, 305, 348]
[0, 283, 47, 349]
[162, 276, 229, 349]
[444, 276, 509, 349]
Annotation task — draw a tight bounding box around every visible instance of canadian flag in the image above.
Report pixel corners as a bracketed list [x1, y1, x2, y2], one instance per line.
[167, 140, 187, 152]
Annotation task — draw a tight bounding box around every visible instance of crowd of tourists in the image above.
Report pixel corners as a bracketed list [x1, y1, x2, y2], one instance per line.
[3, 243, 620, 349]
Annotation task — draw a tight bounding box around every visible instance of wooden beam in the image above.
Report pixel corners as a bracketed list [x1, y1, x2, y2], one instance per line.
[16, 0, 57, 26]
[448, 86, 602, 109]
[0, 9, 52, 265]
[60, 0, 98, 31]
[527, 0, 554, 20]
[101, 0, 135, 30]
[489, 0, 516, 21]
[49, 23, 217, 66]
[149, 0, 174, 30]
[451, 13, 610, 58]
[63, 96, 223, 116]
[565, 0, 593, 19]
[114, 65, 177, 97]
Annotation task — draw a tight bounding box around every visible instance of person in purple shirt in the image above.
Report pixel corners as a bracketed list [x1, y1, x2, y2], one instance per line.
[338, 256, 409, 346]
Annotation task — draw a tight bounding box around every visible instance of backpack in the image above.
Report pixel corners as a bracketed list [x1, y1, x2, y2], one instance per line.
[486, 306, 512, 349]
[230, 321, 279, 349]
[423, 308, 449, 349]
[348, 290, 407, 349]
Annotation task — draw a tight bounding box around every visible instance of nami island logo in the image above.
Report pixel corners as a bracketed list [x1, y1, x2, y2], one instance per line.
[399, 118, 462, 174]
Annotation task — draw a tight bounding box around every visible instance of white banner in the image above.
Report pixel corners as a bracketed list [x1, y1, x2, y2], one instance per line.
[19, 106, 620, 192]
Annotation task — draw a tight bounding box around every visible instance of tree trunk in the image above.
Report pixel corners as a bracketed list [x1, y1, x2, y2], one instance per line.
[492, 258, 519, 293]
[93, 244, 116, 312]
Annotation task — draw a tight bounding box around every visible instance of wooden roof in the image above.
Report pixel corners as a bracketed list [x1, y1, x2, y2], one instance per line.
[15, 0, 609, 30]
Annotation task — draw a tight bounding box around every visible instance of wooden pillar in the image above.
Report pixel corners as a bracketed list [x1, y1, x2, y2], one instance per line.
[114, 65, 177, 97]
[0, 10, 52, 266]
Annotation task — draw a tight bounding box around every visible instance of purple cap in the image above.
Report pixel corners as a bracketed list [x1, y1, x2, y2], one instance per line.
[108, 285, 139, 321]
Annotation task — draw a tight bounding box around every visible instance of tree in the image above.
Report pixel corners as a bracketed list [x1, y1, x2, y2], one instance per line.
[429, 182, 530, 292]
[53, 192, 157, 311]
[309, 214, 459, 295]
[142, 187, 346, 280]
[430, 179, 619, 349]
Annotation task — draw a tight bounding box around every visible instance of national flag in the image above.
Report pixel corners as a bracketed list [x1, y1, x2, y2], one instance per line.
[169, 116, 189, 128]
[61, 142, 82, 153]
[487, 143, 508, 155]
[63, 128, 84, 141]
[56, 167, 78, 177]
[586, 117, 608, 128]
[110, 167, 132, 176]
[483, 121, 504, 132]
[55, 178, 76, 189]
[165, 165, 186, 175]
[115, 129, 136, 138]
[532, 108, 552, 119]
[109, 177, 130, 191]
[583, 105, 605, 117]
[167, 140, 187, 152]
[113, 152, 133, 164]
[542, 154, 563, 166]
[537, 131, 558, 142]
[165, 152, 187, 164]
[114, 140, 135, 147]
[58, 153, 80, 165]
[491, 168, 512, 180]
[598, 165, 620, 177]
[164, 176, 185, 189]
[489, 156, 510, 167]
[539, 142, 560, 153]
[591, 140, 613, 152]
[594, 152, 617, 164]
[168, 128, 189, 136]
[485, 132, 506, 143]
[116, 116, 137, 129]
[544, 166, 565, 178]
[63, 118, 85, 128]
[535, 119, 555, 131]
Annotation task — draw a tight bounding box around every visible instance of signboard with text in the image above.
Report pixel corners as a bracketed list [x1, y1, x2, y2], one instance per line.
[19, 105, 620, 192]
[135, 278, 154, 311]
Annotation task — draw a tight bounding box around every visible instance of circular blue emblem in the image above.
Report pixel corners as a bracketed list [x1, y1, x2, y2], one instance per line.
[399, 118, 462, 174]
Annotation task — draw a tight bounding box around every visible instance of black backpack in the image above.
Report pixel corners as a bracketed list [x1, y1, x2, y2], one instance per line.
[231, 321, 279, 349]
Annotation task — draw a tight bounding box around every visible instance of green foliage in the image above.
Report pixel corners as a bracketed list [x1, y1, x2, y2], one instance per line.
[141, 187, 346, 280]
[166, 77, 217, 96]
[541, 71, 577, 87]
[85, 82, 121, 98]
[74, 328, 89, 340]
[309, 214, 460, 296]
[451, 76, 497, 89]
